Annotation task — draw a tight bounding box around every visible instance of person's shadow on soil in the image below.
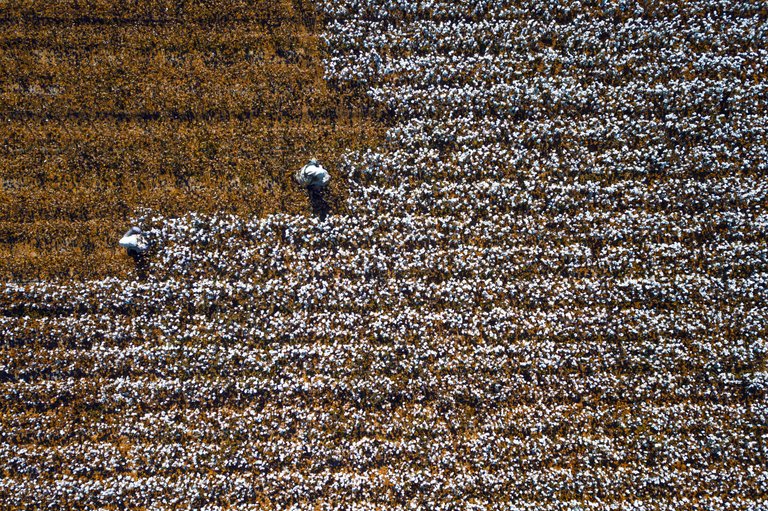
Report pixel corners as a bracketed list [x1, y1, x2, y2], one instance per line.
[308, 187, 330, 221]
[131, 251, 150, 281]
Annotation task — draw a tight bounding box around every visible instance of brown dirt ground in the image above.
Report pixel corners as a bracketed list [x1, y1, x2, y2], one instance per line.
[0, 0, 387, 281]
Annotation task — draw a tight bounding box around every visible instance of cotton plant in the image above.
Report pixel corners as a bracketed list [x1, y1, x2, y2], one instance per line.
[1, 0, 767, 509]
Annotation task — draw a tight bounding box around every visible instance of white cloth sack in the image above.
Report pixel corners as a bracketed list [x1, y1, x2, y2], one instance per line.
[296, 161, 330, 188]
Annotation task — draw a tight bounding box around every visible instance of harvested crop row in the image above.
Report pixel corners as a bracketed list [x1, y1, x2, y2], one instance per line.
[0, 1, 386, 281]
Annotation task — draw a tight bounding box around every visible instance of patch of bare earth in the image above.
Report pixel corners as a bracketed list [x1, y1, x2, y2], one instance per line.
[0, 0, 386, 281]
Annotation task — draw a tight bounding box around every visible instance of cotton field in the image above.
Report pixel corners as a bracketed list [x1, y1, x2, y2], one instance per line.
[1, 0, 767, 509]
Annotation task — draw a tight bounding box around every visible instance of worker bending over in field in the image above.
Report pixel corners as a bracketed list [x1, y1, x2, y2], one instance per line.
[296, 159, 331, 221]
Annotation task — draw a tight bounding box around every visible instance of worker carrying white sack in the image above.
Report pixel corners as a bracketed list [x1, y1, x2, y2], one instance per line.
[295, 159, 330, 189]
[119, 226, 149, 258]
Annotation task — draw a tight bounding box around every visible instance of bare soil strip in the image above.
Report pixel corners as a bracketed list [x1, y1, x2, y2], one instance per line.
[0, 0, 386, 281]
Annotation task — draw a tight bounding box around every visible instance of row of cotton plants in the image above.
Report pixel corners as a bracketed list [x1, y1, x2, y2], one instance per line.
[1, 0, 767, 508]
